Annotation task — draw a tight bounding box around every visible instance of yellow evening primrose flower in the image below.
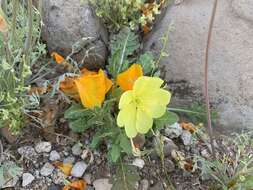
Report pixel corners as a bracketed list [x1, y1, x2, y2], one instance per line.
[117, 76, 171, 138]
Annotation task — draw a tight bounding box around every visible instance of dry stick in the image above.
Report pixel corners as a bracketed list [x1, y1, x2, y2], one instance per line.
[205, 0, 218, 158]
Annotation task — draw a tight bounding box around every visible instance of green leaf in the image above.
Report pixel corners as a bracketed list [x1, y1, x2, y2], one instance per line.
[69, 117, 92, 133]
[107, 27, 140, 78]
[154, 111, 179, 130]
[138, 52, 155, 74]
[109, 144, 121, 163]
[119, 133, 132, 155]
[64, 104, 91, 120]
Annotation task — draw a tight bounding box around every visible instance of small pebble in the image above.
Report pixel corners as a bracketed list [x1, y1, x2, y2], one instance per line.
[18, 146, 38, 160]
[165, 122, 183, 138]
[71, 161, 88, 177]
[72, 143, 82, 156]
[49, 150, 61, 161]
[181, 130, 192, 146]
[48, 184, 61, 190]
[22, 173, 35, 187]
[40, 163, 54, 176]
[35, 142, 52, 153]
[132, 158, 145, 169]
[63, 156, 75, 164]
[93, 178, 112, 190]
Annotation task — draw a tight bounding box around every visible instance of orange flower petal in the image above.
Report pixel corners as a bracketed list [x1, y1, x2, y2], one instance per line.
[53, 161, 73, 176]
[63, 180, 87, 190]
[80, 68, 97, 76]
[75, 70, 112, 108]
[0, 15, 8, 33]
[51, 52, 65, 64]
[60, 77, 79, 100]
[181, 122, 196, 134]
[117, 64, 143, 91]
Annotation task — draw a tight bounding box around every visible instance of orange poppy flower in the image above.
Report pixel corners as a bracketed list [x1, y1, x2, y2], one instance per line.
[74, 69, 113, 108]
[116, 64, 143, 91]
[0, 14, 8, 33]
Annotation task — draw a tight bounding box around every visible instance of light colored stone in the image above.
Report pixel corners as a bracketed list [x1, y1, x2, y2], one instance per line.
[22, 173, 35, 187]
[18, 146, 38, 160]
[63, 156, 75, 164]
[165, 123, 182, 138]
[71, 161, 88, 177]
[132, 158, 145, 169]
[35, 142, 52, 153]
[72, 143, 82, 156]
[49, 150, 61, 161]
[40, 163, 54, 176]
[181, 130, 192, 146]
[93, 178, 112, 190]
[144, 0, 253, 129]
[42, 0, 108, 69]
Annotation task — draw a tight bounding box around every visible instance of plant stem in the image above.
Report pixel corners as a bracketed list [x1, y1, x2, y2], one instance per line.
[21, 0, 33, 85]
[204, 0, 218, 158]
[11, 0, 18, 44]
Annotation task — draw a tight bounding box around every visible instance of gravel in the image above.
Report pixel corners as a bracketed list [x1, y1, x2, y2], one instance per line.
[49, 150, 61, 161]
[132, 158, 145, 169]
[35, 142, 52, 153]
[71, 161, 88, 177]
[181, 130, 192, 146]
[165, 122, 183, 138]
[18, 146, 38, 160]
[40, 163, 55, 176]
[93, 178, 112, 190]
[72, 143, 82, 156]
[22, 173, 35, 187]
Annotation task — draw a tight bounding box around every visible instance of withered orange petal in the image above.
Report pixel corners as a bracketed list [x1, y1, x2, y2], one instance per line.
[63, 180, 87, 190]
[117, 64, 143, 91]
[51, 52, 65, 64]
[0, 15, 8, 33]
[60, 77, 78, 95]
[80, 68, 97, 76]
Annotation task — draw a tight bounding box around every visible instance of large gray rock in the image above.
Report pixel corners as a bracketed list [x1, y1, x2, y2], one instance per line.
[144, 0, 253, 129]
[42, 0, 108, 69]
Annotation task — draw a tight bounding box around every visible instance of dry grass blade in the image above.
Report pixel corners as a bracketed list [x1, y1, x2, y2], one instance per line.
[204, 0, 218, 158]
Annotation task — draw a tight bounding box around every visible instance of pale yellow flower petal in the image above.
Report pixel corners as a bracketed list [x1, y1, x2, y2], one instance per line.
[119, 91, 133, 109]
[140, 89, 171, 118]
[117, 103, 137, 138]
[133, 76, 164, 96]
[136, 108, 153, 134]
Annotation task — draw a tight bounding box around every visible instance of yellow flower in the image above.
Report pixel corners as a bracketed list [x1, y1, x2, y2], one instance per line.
[74, 69, 113, 108]
[117, 76, 171, 138]
[117, 64, 143, 91]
